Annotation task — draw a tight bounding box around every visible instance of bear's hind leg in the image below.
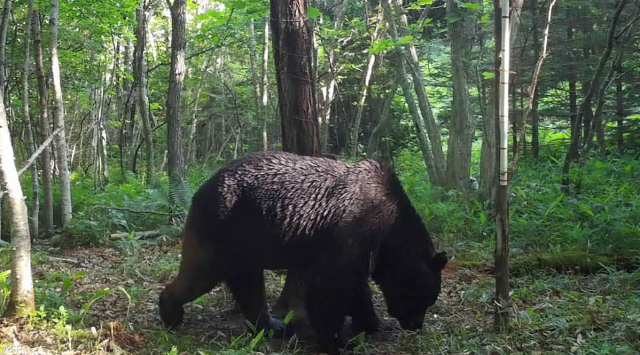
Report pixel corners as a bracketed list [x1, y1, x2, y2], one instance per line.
[225, 269, 289, 337]
[159, 234, 223, 329]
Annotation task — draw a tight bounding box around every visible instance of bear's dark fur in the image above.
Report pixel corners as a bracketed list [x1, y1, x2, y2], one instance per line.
[159, 151, 447, 354]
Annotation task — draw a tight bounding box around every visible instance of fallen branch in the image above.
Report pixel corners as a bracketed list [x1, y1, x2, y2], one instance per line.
[109, 230, 161, 241]
[48, 256, 82, 266]
[90, 205, 181, 220]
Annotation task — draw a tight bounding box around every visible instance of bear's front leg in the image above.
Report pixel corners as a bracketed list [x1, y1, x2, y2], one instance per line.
[303, 267, 358, 355]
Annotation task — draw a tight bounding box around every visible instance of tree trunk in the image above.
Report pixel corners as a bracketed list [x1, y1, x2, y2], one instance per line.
[248, 18, 263, 152]
[531, 0, 540, 159]
[382, 0, 438, 182]
[562, 0, 628, 188]
[480, 0, 500, 203]
[136, 6, 155, 186]
[50, 0, 72, 225]
[494, 0, 510, 329]
[33, 10, 53, 235]
[387, 0, 446, 186]
[351, 7, 383, 157]
[616, 59, 624, 151]
[0, 0, 11, 97]
[270, 0, 320, 156]
[167, 0, 187, 205]
[445, 0, 475, 191]
[513, 0, 557, 170]
[261, 17, 270, 151]
[22, 0, 38, 238]
[367, 81, 398, 159]
[186, 58, 208, 165]
[0, 0, 35, 317]
[317, 0, 347, 154]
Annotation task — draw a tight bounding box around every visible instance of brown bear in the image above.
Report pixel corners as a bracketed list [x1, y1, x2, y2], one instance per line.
[159, 151, 447, 354]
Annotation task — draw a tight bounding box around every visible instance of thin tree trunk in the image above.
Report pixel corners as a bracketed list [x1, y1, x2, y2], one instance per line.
[366, 81, 398, 158]
[0, 0, 34, 317]
[513, 0, 557, 170]
[530, 0, 540, 159]
[0, 0, 11, 96]
[562, 0, 628, 188]
[50, 0, 72, 225]
[270, 0, 320, 156]
[261, 17, 270, 151]
[136, 6, 155, 185]
[351, 7, 383, 157]
[248, 18, 263, 152]
[445, 0, 476, 191]
[616, 59, 624, 151]
[317, 0, 347, 154]
[166, 0, 188, 206]
[22, 0, 38, 238]
[33, 10, 53, 235]
[387, 0, 446, 186]
[382, 0, 438, 182]
[186, 58, 208, 165]
[494, 0, 510, 329]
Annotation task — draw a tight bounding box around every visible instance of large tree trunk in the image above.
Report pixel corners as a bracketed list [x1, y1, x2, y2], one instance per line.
[270, 0, 320, 156]
[445, 0, 476, 191]
[33, 10, 53, 235]
[50, 0, 72, 225]
[270, 0, 320, 332]
[166, 0, 187, 205]
[136, 6, 155, 185]
[351, 7, 383, 157]
[22, 0, 38, 238]
[480, 0, 500, 203]
[494, 0, 511, 328]
[261, 17, 270, 151]
[0, 0, 35, 317]
[387, 0, 447, 186]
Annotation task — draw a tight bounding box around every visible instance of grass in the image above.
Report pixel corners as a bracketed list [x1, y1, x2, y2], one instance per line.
[0, 148, 639, 354]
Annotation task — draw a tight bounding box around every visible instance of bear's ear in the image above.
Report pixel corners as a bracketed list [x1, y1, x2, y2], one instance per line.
[431, 251, 448, 271]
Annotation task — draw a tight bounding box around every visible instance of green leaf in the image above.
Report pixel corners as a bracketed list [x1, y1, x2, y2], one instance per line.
[417, 0, 435, 5]
[482, 71, 495, 79]
[396, 35, 414, 45]
[308, 6, 322, 19]
[463, 2, 482, 10]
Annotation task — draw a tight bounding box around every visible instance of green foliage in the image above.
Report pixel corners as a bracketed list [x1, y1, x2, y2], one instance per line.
[396, 148, 640, 269]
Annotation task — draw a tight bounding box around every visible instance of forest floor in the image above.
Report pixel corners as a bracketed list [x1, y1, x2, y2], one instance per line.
[0, 237, 639, 355]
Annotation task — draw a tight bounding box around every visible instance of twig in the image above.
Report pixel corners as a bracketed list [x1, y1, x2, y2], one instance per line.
[1, 127, 63, 199]
[147, 9, 234, 73]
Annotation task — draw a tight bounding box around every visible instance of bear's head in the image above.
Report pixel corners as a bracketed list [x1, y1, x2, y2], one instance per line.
[373, 251, 448, 330]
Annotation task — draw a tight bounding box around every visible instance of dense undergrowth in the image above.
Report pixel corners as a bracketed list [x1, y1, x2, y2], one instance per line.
[396, 147, 640, 273]
[0, 147, 639, 354]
